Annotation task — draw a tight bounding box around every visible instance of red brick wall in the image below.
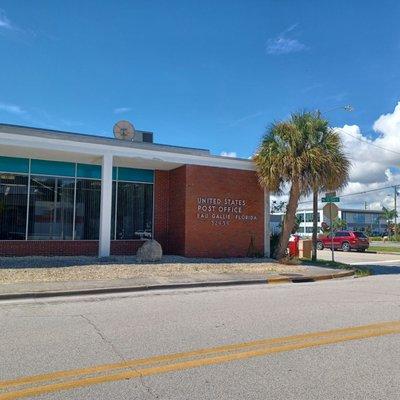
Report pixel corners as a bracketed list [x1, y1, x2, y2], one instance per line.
[0, 241, 99, 257]
[153, 170, 170, 251]
[168, 166, 187, 255]
[177, 165, 264, 258]
[0, 240, 144, 257]
[110, 240, 144, 255]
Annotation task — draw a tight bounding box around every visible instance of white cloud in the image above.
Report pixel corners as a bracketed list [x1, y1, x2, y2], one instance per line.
[0, 9, 12, 30]
[0, 9, 38, 41]
[266, 24, 306, 55]
[220, 151, 237, 158]
[229, 111, 264, 127]
[267, 37, 306, 55]
[274, 102, 400, 210]
[334, 102, 400, 185]
[325, 102, 400, 209]
[0, 102, 26, 115]
[114, 107, 131, 114]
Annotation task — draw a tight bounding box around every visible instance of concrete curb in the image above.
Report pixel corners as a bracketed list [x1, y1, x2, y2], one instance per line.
[266, 269, 355, 284]
[367, 250, 400, 256]
[0, 269, 355, 301]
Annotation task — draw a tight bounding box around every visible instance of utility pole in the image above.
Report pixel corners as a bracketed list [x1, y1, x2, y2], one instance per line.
[311, 105, 353, 261]
[330, 202, 335, 262]
[312, 188, 318, 261]
[394, 185, 398, 237]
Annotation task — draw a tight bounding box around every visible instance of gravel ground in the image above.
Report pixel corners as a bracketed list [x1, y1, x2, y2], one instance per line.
[0, 255, 303, 284]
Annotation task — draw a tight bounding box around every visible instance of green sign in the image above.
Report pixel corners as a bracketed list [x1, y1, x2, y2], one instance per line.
[322, 196, 340, 203]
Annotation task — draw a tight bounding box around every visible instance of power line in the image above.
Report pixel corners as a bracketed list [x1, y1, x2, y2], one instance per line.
[273, 127, 400, 204]
[336, 127, 400, 156]
[296, 184, 398, 205]
[340, 185, 398, 198]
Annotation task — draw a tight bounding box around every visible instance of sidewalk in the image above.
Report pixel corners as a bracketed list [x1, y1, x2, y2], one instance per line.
[0, 256, 354, 300]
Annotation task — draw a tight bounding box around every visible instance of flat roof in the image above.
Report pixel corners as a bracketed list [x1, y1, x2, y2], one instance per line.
[340, 208, 385, 213]
[0, 122, 213, 157]
[295, 207, 384, 214]
[0, 122, 256, 171]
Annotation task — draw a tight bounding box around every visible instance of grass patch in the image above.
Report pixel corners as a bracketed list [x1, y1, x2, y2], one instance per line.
[299, 258, 371, 277]
[368, 246, 400, 253]
[369, 237, 382, 241]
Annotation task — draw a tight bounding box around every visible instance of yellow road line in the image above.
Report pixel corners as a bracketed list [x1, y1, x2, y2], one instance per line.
[1, 321, 400, 400]
[1, 320, 397, 390]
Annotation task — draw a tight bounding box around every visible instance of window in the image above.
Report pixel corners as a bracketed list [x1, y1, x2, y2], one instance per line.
[354, 232, 367, 238]
[115, 182, 153, 240]
[305, 212, 320, 222]
[0, 156, 155, 242]
[111, 181, 116, 240]
[75, 179, 101, 240]
[336, 231, 350, 237]
[296, 213, 304, 222]
[0, 174, 28, 240]
[28, 176, 74, 240]
[305, 227, 314, 233]
[344, 212, 365, 224]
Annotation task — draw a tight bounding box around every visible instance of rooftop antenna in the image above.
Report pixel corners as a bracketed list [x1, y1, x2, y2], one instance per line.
[113, 120, 135, 141]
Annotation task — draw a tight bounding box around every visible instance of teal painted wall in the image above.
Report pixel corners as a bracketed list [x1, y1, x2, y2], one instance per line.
[31, 159, 75, 177]
[117, 167, 154, 183]
[0, 156, 29, 174]
[0, 156, 154, 182]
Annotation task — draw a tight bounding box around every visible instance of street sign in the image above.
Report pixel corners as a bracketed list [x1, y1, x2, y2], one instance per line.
[322, 196, 340, 203]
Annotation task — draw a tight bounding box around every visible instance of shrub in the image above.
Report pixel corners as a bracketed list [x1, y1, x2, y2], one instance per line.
[270, 233, 280, 259]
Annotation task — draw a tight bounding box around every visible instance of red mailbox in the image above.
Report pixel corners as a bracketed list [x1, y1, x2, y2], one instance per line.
[288, 234, 300, 257]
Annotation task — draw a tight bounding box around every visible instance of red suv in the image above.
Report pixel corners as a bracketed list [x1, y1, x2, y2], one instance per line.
[317, 230, 369, 252]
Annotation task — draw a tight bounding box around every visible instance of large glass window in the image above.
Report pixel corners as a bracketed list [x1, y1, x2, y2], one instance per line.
[111, 181, 117, 240]
[0, 174, 28, 240]
[115, 182, 153, 240]
[0, 156, 154, 242]
[75, 179, 101, 240]
[343, 212, 365, 224]
[296, 213, 304, 222]
[28, 176, 74, 240]
[305, 212, 320, 222]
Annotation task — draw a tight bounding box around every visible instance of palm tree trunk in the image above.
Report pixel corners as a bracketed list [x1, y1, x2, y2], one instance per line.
[275, 181, 301, 260]
[312, 188, 318, 261]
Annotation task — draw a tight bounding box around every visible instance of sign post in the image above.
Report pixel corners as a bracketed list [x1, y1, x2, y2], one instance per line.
[321, 192, 340, 262]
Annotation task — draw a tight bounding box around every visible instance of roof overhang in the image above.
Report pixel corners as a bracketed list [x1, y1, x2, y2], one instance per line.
[0, 124, 255, 171]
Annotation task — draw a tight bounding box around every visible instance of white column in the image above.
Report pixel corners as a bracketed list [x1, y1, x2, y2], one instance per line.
[264, 188, 271, 258]
[99, 154, 113, 257]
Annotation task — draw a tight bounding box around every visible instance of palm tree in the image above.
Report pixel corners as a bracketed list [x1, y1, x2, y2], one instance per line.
[332, 217, 347, 231]
[307, 114, 350, 260]
[254, 111, 350, 260]
[382, 206, 397, 222]
[382, 206, 397, 237]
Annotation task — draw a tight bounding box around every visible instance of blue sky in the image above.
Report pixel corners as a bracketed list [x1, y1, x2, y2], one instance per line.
[1, 1, 400, 208]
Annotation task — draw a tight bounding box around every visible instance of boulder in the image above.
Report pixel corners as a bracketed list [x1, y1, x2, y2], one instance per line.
[136, 240, 163, 262]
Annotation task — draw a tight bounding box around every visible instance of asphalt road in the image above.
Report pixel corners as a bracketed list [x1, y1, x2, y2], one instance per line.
[1, 272, 400, 399]
[318, 249, 400, 275]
